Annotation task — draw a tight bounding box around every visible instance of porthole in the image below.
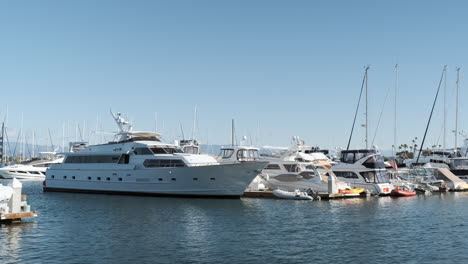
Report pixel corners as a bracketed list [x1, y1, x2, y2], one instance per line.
[63, 176, 67, 179]
[171, 178, 176, 181]
[88, 176, 91, 180]
[106, 177, 110, 181]
[158, 178, 163, 181]
[97, 177, 101, 181]
[118, 178, 122, 181]
[193, 178, 198, 181]
[210, 178, 215, 180]
[72, 176, 76, 180]
[51, 175, 55, 179]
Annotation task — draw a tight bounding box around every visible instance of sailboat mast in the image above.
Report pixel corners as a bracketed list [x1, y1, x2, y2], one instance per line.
[394, 64, 398, 157]
[416, 66, 446, 163]
[365, 66, 369, 149]
[455, 67, 461, 150]
[444, 66, 447, 151]
[32, 131, 35, 158]
[346, 66, 367, 151]
[1, 122, 4, 164]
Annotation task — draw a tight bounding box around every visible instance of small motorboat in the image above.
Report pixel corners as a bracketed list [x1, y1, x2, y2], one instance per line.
[390, 186, 416, 197]
[272, 189, 313, 200]
[455, 183, 468, 191]
[338, 188, 365, 196]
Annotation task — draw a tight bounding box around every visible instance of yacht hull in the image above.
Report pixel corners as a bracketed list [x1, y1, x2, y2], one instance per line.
[0, 169, 45, 180]
[44, 161, 268, 198]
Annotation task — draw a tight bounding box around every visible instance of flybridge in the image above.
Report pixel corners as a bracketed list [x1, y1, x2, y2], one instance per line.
[110, 111, 162, 143]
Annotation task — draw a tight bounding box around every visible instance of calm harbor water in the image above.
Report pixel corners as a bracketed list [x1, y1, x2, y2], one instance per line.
[2, 181, 468, 264]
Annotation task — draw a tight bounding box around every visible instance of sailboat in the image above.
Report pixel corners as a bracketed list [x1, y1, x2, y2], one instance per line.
[334, 66, 393, 195]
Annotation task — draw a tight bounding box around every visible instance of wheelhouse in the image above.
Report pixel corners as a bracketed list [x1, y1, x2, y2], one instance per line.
[219, 146, 260, 162]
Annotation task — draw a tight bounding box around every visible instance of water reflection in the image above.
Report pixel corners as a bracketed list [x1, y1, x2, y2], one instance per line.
[0, 222, 36, 263]
[3, 182, 468, 263]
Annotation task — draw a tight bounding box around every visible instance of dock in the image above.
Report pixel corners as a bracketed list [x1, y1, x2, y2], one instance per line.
[243, 191, 370, 200]
[0, 178, 37, 223]
[1, 211, 37, 222]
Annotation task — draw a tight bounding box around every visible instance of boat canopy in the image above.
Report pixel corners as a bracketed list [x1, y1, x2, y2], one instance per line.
[340, 149, 377, 164]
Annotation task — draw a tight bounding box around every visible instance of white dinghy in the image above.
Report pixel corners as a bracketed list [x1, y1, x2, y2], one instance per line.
[272, 188, 313, 200]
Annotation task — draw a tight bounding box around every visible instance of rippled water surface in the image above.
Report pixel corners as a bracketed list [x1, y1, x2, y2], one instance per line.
[2, 180, 468, 263]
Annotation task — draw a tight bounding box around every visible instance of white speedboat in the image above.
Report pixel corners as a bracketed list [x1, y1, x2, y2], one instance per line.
[0, 155, 64, 180]
[258, 144, 350, 193]
[43, 112, 268, 198]
[332, 149, 393, 195]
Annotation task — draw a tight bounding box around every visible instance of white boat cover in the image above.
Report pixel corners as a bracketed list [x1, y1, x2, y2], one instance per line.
[434, 168, 467, 189]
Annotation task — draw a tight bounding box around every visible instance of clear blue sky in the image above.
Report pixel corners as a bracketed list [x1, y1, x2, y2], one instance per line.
[0, 0, 467, 151]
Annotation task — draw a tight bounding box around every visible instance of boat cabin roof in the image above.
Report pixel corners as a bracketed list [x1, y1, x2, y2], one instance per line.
[340, 149, 377, 154]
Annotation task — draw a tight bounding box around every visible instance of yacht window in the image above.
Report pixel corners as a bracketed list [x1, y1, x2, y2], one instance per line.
[361, 171, 375, 183]
[134, 148, 153, 155]
[342, 153, 355, 163]
[453, 159, 468, 167]
[220, 149, 234, 159]
[334, 171, 359, 179]
[265, 164, 281, 170]
[64, 155, 122, 164]
[250, 150, 259, 159]
[184, 146, 199, 154]
[237, 149, 259, 161]
[360, 171, 389, 183]
[118, 154, 130, 164]
[143, 159, 186, 168]
[355, 153, 365, 161]
[149, 147, 182, 154]
[33, 163, 52, 167]
[375, 170, 389, 183]
[299, 171, 315, 179]
[283, 164, 299, 173]
[363, 156, 385, 169]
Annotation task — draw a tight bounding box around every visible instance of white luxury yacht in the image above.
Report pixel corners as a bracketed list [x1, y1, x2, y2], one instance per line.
[43, 112, 268, 197]
[332, 149, 393, 195]
[0, 153, 64, 180]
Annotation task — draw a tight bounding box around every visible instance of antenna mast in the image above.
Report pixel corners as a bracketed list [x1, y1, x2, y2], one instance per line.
[393, 64, 398, 157]
[231, 119, 235, 146]
[191, 105, 197, 140]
